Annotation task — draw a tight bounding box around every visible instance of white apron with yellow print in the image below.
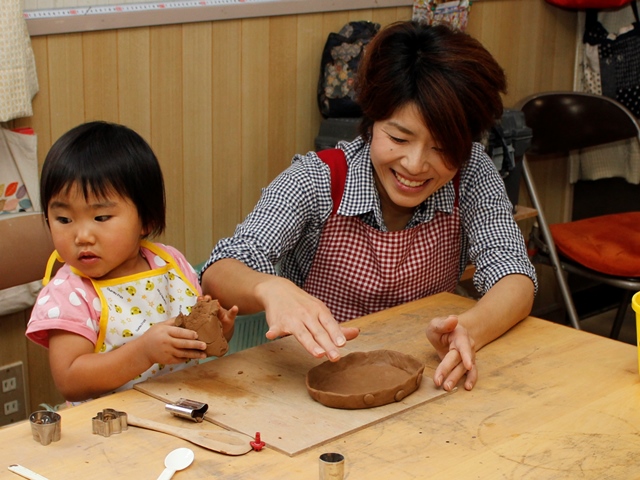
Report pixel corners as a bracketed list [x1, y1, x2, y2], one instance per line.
[44, 240, 200, 395]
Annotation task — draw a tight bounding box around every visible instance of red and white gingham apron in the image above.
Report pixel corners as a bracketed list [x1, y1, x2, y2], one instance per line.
[303, 178, 461, 323]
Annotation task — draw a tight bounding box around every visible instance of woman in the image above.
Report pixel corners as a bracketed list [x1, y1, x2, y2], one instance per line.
[201, 21, 536, 391]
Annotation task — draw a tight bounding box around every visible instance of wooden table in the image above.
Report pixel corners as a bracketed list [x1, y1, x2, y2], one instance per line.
[1, 292, 639, 479]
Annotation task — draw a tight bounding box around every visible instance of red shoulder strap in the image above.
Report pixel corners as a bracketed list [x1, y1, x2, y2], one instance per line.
[317, 148, 347, 215]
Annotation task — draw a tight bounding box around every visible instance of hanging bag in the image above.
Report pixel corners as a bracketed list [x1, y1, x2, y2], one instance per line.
[317, 21, 380, 119]
[583, 1, 640, 116]
[412, 0, 471, 31]
[546, 0, 632, 8]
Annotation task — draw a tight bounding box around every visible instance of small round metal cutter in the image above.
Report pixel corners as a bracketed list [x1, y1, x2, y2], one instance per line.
[165, 398, 208, 422]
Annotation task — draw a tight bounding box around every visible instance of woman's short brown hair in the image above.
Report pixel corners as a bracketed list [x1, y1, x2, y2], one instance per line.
[356, 21, 507, 169]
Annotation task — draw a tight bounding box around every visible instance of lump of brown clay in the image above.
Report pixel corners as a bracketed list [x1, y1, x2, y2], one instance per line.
[175, 298, 229, 357]
[306, 349, 424, 409]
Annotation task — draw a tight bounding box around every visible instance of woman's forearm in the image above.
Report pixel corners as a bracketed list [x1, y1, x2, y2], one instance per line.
[459, 273, 535, 351]
[202, 258, 272, 313]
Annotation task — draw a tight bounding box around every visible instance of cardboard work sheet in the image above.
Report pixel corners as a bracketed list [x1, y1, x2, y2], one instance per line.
[134, 335, 453, 456]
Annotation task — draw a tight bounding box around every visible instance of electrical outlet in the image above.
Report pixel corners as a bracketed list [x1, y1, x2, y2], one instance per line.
[0, 362, 27, 426]
[4, 400, 19, 415]
[2, 377, 17, 393]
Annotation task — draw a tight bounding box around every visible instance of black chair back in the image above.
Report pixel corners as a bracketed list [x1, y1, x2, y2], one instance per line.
[518, 92, 639, 156]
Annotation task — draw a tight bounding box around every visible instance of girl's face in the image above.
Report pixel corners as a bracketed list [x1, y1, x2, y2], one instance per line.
[47, 183, 148, 280]
[370, 102, 458, 226]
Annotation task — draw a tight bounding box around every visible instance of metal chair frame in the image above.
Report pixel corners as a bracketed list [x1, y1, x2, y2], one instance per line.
[517, 91, 640, 337]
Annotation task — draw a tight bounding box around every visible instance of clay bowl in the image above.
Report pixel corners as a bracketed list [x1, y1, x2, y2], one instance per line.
[306, 349, 425, 409]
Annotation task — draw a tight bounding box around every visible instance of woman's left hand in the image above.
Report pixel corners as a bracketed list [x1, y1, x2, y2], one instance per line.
[426, 315, 477, 391]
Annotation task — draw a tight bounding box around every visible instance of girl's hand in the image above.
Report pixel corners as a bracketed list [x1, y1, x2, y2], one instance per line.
[426, 315, 477, 391]
[141, 319, 207, 365]
[48, 321, 207, 402]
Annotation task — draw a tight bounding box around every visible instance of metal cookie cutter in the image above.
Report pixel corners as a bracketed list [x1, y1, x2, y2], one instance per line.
[30, 410, 61, 446]
[165, 398, 208, 422]
[92, 408, 128, 437]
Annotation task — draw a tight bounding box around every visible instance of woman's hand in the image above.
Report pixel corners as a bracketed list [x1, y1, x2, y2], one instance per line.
[197, 294, 238, 341]
[258, 276, 360, 362]
[426, 315, 477, 391]
[425, 274, 535, 392]
[217, 303, 238, 341]
[203, 258, 359, 362]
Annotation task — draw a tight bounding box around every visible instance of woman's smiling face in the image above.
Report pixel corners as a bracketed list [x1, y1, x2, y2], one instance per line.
[370, 102, 458, 219]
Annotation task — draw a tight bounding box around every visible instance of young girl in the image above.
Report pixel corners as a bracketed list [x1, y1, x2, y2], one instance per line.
[26, 121, 237, 403]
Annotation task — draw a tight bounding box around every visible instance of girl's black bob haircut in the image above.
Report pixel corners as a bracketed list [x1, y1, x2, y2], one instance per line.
[40, 121, 166, 238]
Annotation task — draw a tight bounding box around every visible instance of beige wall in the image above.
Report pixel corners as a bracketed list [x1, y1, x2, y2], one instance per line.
[4, 1, 577, 409]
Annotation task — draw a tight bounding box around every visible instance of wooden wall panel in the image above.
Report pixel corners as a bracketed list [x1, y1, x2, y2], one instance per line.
[182, 22, 214, 263]
[295, 14, 325, 155]
[268, 16, 299, 182]
[372, 5, 405, 26]
[467, 0, 577, 107]
[212, 20, 243, 245]
[240, 18, 270, 218]
[47, 34, 85, 141]
[83, 30, 119, 122]
[150, 25, 184, 249]
[117, 27, 152, 142]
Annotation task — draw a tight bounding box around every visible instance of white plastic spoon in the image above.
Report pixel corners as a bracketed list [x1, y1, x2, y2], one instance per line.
[157, 447, 194, 480]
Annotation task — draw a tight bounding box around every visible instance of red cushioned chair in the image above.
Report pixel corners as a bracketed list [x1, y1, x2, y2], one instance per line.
[517, 91, 640, 338]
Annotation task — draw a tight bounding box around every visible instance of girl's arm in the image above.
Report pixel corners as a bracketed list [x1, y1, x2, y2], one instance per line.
[48, 321, 207, 402]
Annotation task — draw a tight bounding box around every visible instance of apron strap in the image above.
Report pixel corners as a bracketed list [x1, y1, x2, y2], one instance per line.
[317, 148, 348, 215]
[42, 250, 64, 286]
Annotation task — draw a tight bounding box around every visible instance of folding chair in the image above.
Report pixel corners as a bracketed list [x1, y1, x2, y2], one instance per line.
[517, 91, 640, 338]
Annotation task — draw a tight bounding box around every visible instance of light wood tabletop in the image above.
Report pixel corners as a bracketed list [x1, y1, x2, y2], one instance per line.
[1, 292, 639, 479]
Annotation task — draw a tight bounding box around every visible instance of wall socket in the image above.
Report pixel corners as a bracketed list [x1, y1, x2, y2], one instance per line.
[0, 362, 27, 427]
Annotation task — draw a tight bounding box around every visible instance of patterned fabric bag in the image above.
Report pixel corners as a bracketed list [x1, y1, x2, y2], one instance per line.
[583, 1, 640, 116]
[0, 127, 38, 213]
[317, 21, 380, 118]
[412, 0, 471, 31]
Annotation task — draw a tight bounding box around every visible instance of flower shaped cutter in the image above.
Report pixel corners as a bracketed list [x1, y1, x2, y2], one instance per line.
[92, 408, 128, 437]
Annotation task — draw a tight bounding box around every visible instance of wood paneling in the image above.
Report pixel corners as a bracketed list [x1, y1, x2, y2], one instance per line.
[83, 30, 119, 122]
[212, 20, 243, 243]
[20, 4, 577, 265]
[183, 22, 214, 262]
[117, 27, 152, 139]
[4, 4, 577, 410]
[151, 24, 184, 249]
